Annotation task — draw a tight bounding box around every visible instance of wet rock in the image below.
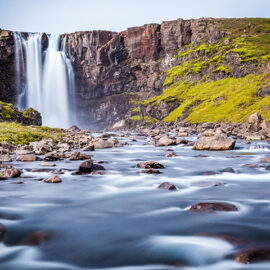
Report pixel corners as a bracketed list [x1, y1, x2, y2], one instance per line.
[0, 154, 12, 162]
[176, 138, 189, 145]
[261, 156, 270, 163]
[243, 163, 265, 168]
[69, 151, 92, 160]
[0, 167, 21, 179]
[69, 125, 80, 132]
[219, 167, 235, 173]
[78, 159, 94, 174]
[21, 230, 51, 246]
[137, 161, 165, 169]
[82, 144, 95, 151]
[166, 151, 177, 157]
[0, 223, 6, 241]
[93, 139, 114, 149]
[39, 162, 56, 167]
[194, 154, 209, 158]
[57, 143, 71, 153]
[193, 133, 236, 151]
[191, 181, 225, 188]
[44, 152, 60, 161]
[16, 154, 37, 162]
[140, 169, 162, 174]
[190, 202, 238, 213]
[158, 182, 177, 190]
[53, 169, 65, 175]
[236, 248, 270, 264]
[202, 171, 219, 176]
[156, 134, 176, 147]
[44, 175, 62, 183]
[31, 168, 52, 173]
[92, 164, 105, 171]
[266, 165, 270, 170]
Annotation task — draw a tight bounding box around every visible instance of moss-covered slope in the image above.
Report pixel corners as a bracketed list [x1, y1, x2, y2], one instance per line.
[130, 18, 270, 125]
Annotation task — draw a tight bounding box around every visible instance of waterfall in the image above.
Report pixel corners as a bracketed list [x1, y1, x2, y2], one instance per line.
[13, 32, 75, 128]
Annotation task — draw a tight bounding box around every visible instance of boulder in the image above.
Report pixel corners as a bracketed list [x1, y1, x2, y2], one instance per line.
[44, 175, 62, 183]
[137, 161, 165, 169]
[166, 151, 177, 157]
[0, 223, 6, 241]
[156, 134, 176, 147]
[261, 156, 270, 163]
[30, 141, 52, 155]
[189, 202, 238, 213]
[248, 112, 262, 125]
[93, 139, 114, 149]
[44, 152, 59, 161]
[236, 248, 270, 264]
[193, 134, 236, 151]
[78, 159, 94, 174]
[82, 144, 95, 151]
[92, 164, 105, 171]
[0, 167, 21, 178]
[22, 108, 42, 126]
[68, 125, 80, 132]
[39, 162, 56, 167]
[16, 154, 37, 162]
[0, 154, 12, 162]
[158, 182, 177, 190]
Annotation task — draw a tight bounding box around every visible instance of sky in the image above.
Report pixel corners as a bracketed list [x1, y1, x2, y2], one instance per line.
[0, 0, 270, 34]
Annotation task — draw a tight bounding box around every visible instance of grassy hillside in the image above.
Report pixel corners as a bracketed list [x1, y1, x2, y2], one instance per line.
[130, 18, 270, 124]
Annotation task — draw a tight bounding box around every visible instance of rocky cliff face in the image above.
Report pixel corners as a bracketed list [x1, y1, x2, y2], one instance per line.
[1, 18, 269, 129]
[62, 18, 228, 127]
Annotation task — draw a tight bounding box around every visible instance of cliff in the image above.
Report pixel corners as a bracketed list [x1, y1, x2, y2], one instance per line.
[1, 18, 270, 128]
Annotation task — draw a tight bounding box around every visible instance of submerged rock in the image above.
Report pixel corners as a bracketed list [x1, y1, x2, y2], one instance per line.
[193, 133, 236, 151]
[140, 169, 162, 174]
[44, 175, 62, 183]
[137, 161, 165, 169]
[236, 248, 270, 264]
[40, 162, 56, 167]
[0, 223, 6, 241]
[21, 230, 51, 246]
[158, 182, 177, 190]
[189, 202, 238, 213]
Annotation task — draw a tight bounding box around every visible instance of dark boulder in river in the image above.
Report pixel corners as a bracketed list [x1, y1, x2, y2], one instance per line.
[158, 182, 177, 190]
[236, 247, 270, 264]
[190, 202, 238, 213]
[137, 161, 165, 169]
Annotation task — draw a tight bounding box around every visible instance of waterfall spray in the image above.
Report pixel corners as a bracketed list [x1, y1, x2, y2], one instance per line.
[13, 32, 76, 128]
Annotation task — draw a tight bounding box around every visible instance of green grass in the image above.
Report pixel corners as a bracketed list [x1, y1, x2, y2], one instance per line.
[0, 122, 63, 145]
[163, 74, 270, 123]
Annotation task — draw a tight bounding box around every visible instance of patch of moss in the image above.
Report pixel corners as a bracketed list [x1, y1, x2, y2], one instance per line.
[163, 74, 270, 123]
[0, 101, 18, 120]
[0, 122, 63, 145]
[129, 115, 141, 121]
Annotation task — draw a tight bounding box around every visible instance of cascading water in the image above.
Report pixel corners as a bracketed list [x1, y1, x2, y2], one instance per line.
[13, 32, 75, 128]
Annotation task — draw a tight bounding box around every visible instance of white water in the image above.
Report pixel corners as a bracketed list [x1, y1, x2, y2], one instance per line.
[13, 32, 75, 128]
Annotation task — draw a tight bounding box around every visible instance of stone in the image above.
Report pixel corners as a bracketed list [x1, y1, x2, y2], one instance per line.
[0, 154, 12, 162]
[158, 182, 177, 190]
[176, 138, 189, 145]
[21, 108, 42, 126]
[112, 120, 126, 129]
[189, 202, 238, 213]
[166, 151, 177, 157]
[69, 151, 81, 160]
[29, 141, 52, 155]
[21, 231, 51, 246]
[261, 156, 270, 163]
[16, 154, 37, 162]
[92, 164, 105, 171]
[69, 125, 80, 132]
[191, 182, 225, 188]
[0, 223, 6, 241]
[219, 167, 235, 173]
[39, 162, 56, 167]
[140, 169, 162, 174]
[44, 175, 62, 183]
[44, 152, 59, 161]
[236, 248, 270, 264]
[78, 159, 94, 174]
[0, 167, 21, 178]
[93, 139, 114, 149]
[266, 165, 270, 170]
[82, 144, 95, 151]
[137, 161, 165, 169]
[248, 112, 262, 125]
[156, 134, 176, 147]
[53, 169, 65, 174]
[193, 134, 236, 151]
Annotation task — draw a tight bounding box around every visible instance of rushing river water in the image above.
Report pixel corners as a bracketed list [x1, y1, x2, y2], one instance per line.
[0, 133, 270, 269]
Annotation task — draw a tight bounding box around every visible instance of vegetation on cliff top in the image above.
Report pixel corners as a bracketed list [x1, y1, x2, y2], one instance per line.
[0, 122, 63, 145]
[132, 18, 270, 124]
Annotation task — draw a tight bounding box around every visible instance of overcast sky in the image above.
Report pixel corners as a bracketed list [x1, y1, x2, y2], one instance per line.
[0, 0, 269, 34]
